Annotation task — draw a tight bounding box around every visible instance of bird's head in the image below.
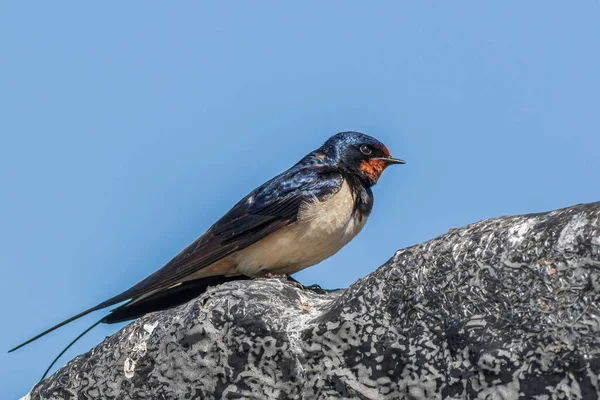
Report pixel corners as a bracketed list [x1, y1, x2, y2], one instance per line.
[320, 131, 405, 186]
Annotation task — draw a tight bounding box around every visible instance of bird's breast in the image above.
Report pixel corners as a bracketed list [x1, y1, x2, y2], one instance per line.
[233, 181, 368, 276]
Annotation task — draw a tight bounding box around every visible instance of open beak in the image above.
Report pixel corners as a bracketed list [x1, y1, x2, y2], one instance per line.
[374, 157, 406, 165]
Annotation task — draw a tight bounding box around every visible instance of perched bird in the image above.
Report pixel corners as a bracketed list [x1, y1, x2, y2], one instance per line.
[10, 131, 404, 378]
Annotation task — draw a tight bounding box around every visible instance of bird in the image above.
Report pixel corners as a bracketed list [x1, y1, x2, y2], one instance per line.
[9, 131, 405, 379]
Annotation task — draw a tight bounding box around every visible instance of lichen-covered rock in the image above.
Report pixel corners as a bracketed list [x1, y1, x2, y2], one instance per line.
[26, 202, 600, 399]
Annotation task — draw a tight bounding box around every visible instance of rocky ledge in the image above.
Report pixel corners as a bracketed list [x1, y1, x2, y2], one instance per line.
[26, 202, 600, 399]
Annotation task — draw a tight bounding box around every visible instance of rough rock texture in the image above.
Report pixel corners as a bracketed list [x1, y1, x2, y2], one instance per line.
[26, 202, 600, 399]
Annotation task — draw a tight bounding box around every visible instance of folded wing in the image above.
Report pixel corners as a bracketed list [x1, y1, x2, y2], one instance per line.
[10, 165, 343, 352]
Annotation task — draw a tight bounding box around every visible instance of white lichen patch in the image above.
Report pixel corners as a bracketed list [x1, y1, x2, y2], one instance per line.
[124, 357, 136, 379]
[132, 341, 147, 357]
[19, 392, 31, 400]
[282, 288, 334, 377]
[143, 321, 158, 335]
[557, 214, 588, 251]
[508, 220, 534, 247]
[123, 320, 159, 378]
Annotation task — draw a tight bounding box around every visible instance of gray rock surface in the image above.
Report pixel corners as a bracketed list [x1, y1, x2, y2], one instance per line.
[26, 202, 600, 399]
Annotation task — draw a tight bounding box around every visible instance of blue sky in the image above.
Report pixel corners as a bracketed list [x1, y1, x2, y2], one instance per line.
[1, 1, 599, 396]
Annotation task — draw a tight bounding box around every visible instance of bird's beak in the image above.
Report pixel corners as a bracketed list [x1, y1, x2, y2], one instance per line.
[374, 157, 406, 165]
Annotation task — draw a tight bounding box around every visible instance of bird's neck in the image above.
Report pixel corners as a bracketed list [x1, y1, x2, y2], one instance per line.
[294, 151, 374, 217]
[343, 172, 374, 219]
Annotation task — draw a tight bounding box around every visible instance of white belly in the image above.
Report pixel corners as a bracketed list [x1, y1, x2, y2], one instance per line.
[233, 181, 367, 276]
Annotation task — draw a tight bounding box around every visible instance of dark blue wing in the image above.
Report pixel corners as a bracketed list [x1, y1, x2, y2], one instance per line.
[8, 165, 344, 355]
[10, 165, 344, 352]
[98, 165, 344, 306]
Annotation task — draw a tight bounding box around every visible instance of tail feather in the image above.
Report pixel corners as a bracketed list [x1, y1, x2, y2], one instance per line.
[10, 275, 245, 381]
[8, 276, 172, 353]
[10, 275, 244, 381]
[102, 275, 246, 323]
[8, 304, 110, 353]
[40, 318, 103, 380]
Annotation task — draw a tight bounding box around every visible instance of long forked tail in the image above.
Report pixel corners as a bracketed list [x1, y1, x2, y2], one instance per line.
[8, 271, 229, 352]
[8, 287, 139, 353]
[11, 275, 248, 381]
[40, 318, 104, 380]
[8, 304, 109, 353]
[35, 276, 246, 379]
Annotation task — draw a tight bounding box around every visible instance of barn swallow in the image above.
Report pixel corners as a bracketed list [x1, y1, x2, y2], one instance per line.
[10, 131, 404, 378]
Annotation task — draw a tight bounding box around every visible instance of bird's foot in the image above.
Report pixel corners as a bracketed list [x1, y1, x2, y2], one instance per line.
[262, 273, 342, 294]
[262, 273, 307, 290]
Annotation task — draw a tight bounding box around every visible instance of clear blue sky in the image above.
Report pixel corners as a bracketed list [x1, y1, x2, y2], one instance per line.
[1, 1, 599, 397]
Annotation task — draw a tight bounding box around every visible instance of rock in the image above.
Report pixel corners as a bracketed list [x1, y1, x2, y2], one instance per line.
[26, 202, 600, 399]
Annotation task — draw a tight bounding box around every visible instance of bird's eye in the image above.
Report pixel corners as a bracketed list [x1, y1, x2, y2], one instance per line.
[359, 144, 372, 156]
